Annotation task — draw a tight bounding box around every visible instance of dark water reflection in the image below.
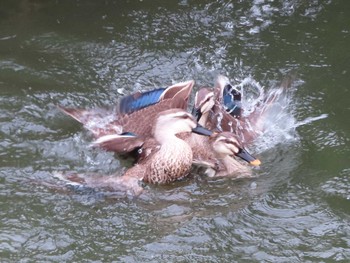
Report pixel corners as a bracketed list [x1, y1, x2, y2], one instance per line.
[1, 0, 349, 262]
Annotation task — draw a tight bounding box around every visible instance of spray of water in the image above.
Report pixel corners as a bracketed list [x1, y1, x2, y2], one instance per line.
[232, 76, 328, 153]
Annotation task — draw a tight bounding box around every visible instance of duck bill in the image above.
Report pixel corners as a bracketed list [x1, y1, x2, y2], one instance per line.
[236, 148, 261, 166]
[192, 124, 213, 136]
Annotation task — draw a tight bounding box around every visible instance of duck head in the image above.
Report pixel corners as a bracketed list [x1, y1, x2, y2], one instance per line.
[153, 109, 212, 143]
[191, 88, 215, 125]
[211, 132, 261, 166]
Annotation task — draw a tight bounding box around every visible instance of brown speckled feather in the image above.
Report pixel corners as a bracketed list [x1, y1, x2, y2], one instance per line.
[143, 139, 193, 184]
[121, 109, 197, 184]
[210, 104, 258, 146]
[178, 132, 217, 165]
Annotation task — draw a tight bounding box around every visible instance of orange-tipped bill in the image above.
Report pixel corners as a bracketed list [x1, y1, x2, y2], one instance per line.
[236, 148, 261, 166]
[249, 158, 261, 167]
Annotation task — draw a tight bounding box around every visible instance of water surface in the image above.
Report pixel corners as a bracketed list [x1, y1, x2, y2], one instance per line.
[0, 0, 349, 262]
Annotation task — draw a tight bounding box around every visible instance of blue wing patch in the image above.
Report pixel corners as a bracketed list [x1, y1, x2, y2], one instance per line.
[223, 84, 242, 118]
[118, 88, 166, 115]
[120, 132, 137, 137]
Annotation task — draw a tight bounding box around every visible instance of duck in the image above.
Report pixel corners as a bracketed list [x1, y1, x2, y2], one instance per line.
[192, 75, 269, 146]
[55, 108, 213, 196]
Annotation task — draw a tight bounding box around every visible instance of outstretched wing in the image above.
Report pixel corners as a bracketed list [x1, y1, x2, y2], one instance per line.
[117, 88, 166, 115]
[91, 132, 144, 154]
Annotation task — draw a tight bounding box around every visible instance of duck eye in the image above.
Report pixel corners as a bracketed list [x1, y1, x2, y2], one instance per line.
[223, 139, 241, 150]
[178, 114, 190, 119]
[224, 139, 234, 144]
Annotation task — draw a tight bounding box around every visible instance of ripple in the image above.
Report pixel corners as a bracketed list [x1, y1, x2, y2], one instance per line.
[321, 169, 350, 202]
[0, 60, 26, 72]
[115, 182, 350, 262]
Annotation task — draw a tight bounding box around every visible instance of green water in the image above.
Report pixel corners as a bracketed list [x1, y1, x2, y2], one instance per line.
[0, 0, 349, 262]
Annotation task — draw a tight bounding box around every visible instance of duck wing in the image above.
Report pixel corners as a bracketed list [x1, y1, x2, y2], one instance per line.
[116, 97, 187, 137]
[117, 80, 194, 115]
[91, 132, 144, 154]
[58, 106, 122, 137]
[57, 106, 110, 124]
[118, 88, 166, 115]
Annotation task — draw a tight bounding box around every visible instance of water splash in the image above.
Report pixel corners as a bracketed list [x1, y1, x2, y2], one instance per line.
[85, 111, 121, 134]
[232, 76, 265, 116]
[232, 76, 327, 153]
[294, 114, 328, 128]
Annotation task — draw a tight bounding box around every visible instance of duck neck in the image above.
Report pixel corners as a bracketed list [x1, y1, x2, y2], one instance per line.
[154, 131, 178, 145]
[198, 112, 209, 127]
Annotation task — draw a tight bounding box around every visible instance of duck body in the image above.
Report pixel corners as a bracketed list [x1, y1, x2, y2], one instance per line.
[91, 107, 211, 184]
[122, 108, 208, 184]
[124, 135, 193, 184]
[210, 105, 259, 146]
